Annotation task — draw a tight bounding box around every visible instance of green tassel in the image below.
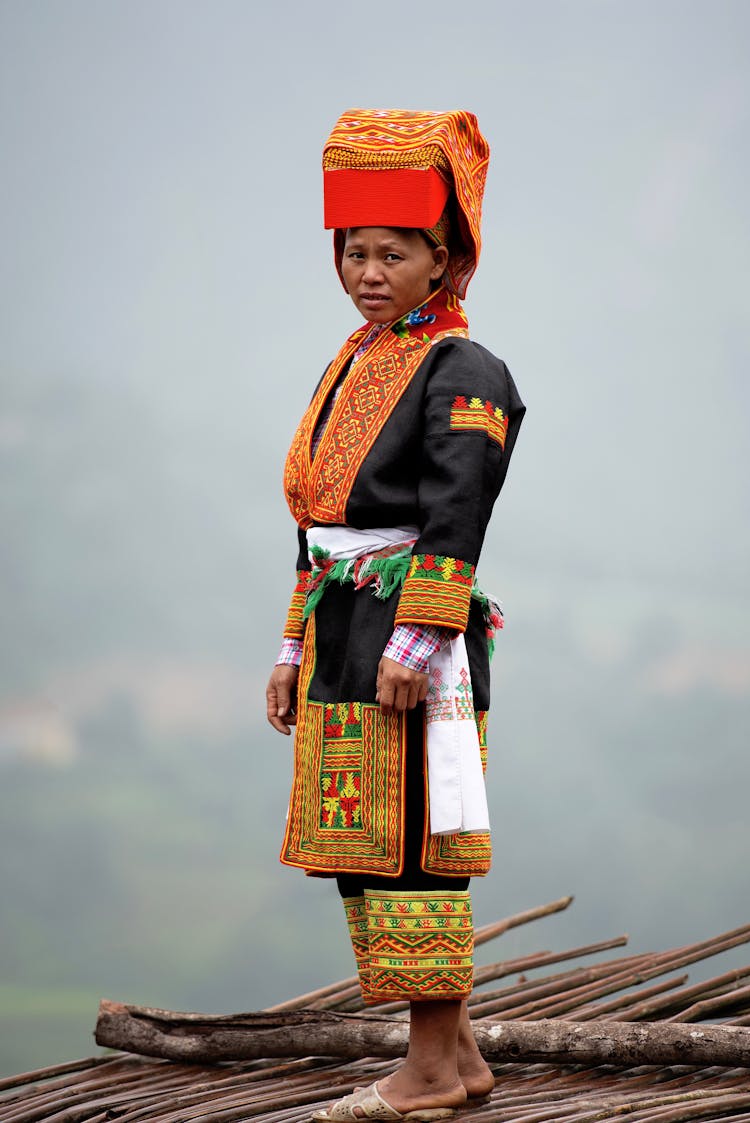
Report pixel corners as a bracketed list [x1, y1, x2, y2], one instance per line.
[302, 550, 413, 621]
[302, 546, 502, 660]
[370, 553, 413, 598]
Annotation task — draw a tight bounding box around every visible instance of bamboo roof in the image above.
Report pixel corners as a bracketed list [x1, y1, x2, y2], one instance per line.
[3, 897, 750, 1123]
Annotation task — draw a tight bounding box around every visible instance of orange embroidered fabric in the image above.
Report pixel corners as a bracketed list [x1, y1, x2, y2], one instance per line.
[323, 108, 490, 299]
[450, 395, 509, 450]
[280, 617, 408, 875]
[283, 287, 469, 530]
[365, 889, 474, 1001]
[394, 554, 476, 633]
[282, 570, 310, 640]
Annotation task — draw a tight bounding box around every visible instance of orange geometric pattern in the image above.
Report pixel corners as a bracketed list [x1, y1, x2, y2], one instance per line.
[282, 569, 310, 640]
[451, 393, 509, 449]
[395, 553, 476, 632]
[365, 889, 474, 1001]
[450, 396, 509, 450]
[343, 895, 372, 1000]
[284, 287, 469, 530]
[280, 618, 407, 875]
[422, 828, 492, 878]
[323, 108, 489, 298]
[320, 703, 363, 830]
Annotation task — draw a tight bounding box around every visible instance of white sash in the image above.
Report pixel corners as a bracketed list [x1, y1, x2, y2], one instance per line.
[307, 526, 490, 837]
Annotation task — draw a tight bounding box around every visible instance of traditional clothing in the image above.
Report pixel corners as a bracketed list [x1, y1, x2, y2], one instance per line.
[276, 109, 525, 1003]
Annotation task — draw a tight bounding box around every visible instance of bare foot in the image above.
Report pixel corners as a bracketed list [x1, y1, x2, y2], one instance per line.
[457, 1052, 495, 1100]
[377, 1069, 467, 1115]
[458, 1005, 495, 1099]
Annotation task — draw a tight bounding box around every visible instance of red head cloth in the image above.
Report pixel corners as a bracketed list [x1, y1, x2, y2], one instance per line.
[323, 108, 490, 299]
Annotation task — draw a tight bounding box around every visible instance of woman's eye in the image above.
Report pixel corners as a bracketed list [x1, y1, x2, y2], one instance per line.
[385, 253, 402, 261]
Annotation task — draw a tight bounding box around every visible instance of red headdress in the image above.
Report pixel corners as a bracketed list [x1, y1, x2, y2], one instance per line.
[322, 108, 490, 299]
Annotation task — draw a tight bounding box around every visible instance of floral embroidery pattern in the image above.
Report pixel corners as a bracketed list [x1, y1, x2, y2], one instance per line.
[392, 303, 437, 339]
[321, 770, 361, 829]
[321, 704, 364, 831]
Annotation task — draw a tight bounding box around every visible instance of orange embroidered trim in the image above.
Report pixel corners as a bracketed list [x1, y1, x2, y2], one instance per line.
[366, 889, 474, 1001]
[450, 396, 508, 450]
[284, 288, 469, 530]
[282, 570, 310, 640]
[280, 615, 408, 875]
[309, 333, 429, 525]
[423, 830, 492, 877]
[395, 554, 475, 632]
[323, 144, 451, 173]
[343, 895, 373, 999]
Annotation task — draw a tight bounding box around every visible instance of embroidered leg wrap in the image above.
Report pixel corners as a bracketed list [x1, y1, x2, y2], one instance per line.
[342, 895, 373, 1000]
[364, 888, 474, 1002]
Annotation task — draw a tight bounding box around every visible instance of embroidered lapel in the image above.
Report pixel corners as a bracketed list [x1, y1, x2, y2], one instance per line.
[284, 288, 468, 528]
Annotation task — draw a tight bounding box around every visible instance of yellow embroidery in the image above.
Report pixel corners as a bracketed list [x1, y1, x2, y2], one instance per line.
[449, 395, 508, 450]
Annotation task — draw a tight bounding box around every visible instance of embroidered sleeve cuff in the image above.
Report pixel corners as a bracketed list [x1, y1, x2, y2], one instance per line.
[276, 637, 303, 667]
[282, 569, 309, 639]
[383, 624, 451, 674]
[395, 554, 475, 632]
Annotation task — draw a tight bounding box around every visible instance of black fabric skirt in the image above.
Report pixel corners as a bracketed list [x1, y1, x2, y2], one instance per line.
[298, 582, 490, 888]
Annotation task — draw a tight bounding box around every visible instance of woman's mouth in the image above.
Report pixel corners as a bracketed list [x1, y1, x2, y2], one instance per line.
[360, 293, 389, 306]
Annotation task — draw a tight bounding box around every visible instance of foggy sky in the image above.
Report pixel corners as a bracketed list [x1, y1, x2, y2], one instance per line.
[1, 0, 749, 1070]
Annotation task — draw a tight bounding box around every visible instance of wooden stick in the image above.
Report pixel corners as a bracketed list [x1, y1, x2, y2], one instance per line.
[473, 896, 574, 946]
[94, 1001, 750, 1069]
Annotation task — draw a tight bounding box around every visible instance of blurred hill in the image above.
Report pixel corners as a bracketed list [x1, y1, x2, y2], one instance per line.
[0, 365, 344, 1074]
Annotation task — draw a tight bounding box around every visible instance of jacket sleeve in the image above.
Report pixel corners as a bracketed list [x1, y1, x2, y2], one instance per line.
[394, 339, 525, 633]
[281, 527, 311, 640]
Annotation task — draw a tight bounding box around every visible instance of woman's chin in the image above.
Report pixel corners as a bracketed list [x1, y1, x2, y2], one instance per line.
[356, 298, 393, 322]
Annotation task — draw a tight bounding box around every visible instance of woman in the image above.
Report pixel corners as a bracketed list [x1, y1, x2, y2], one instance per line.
[266, 109, 525, 1122]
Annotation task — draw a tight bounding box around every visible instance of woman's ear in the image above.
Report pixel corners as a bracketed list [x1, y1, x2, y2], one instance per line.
[430, 244, 449, 281]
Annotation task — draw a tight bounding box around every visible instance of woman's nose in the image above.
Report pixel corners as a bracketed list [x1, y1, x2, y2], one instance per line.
[361, 257, 384, 283]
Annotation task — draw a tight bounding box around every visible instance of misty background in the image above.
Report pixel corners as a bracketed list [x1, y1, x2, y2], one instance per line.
[1, 0, 748, 1078]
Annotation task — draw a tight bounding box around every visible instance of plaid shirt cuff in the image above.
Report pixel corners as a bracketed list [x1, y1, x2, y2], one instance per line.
[383, 623, 450, 674]
[276, 637, 303, 667]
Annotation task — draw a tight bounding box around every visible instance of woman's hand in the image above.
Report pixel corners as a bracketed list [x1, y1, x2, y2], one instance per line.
[376, 656, 428, 716]
[266, 664, 300, 735]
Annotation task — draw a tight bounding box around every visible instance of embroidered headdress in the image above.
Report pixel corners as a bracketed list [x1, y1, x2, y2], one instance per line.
[323, 108, 490, 299]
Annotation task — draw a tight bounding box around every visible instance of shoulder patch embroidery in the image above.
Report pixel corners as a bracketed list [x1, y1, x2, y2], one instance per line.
[450, 396, 508, 450]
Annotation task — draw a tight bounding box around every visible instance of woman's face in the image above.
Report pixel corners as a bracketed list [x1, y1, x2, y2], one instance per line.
[341, 227, 448, 324]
